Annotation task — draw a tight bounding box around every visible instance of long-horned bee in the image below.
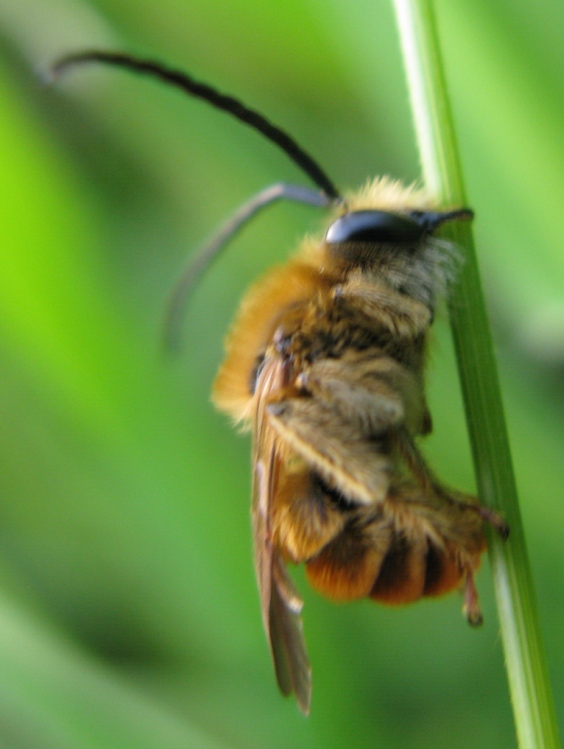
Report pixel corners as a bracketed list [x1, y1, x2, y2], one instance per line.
[52, 51, 508, 714]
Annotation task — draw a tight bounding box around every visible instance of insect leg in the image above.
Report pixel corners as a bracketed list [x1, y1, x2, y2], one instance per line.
[300, 352, 427, 436]
[463, 568, 484, 627]
[163, 182, 333, 349]
[332, 276, 432, 339]
[392, 429, 509, 538]
[272, 467, 347, 562]
[267, 395, 392, 505]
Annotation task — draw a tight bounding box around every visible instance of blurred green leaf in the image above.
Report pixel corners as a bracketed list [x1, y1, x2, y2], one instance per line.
[0, 0, 562, 747]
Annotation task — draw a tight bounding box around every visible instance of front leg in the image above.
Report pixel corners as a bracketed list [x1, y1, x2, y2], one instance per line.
[300, 349, 430, 438]
[267, 395, 392, 505]
[333, 273, 432, 339]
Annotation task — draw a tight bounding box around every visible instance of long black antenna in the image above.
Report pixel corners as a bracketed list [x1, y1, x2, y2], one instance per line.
[50, 50, 342, 201]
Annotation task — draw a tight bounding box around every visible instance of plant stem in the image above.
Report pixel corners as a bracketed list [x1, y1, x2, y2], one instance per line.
[392, 1, 561, 747]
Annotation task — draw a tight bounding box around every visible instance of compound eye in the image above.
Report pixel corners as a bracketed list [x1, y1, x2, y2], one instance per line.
[325, 210, 426, 245]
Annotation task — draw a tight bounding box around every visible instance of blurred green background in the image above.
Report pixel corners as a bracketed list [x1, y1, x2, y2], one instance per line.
[0, 0, 563, 747]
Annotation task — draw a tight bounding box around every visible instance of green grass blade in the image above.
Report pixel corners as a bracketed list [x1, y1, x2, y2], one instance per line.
[392, 1, 561, 747]
[0, 594, 233, 749]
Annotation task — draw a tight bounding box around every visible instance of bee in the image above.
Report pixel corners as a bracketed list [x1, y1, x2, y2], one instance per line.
[52, 50, 508, 715]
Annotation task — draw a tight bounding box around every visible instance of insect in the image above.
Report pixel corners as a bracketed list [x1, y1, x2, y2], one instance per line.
[52, 50, 508, 715]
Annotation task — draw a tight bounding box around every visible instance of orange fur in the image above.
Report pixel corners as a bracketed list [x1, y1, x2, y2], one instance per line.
[213, 258, 333, 424]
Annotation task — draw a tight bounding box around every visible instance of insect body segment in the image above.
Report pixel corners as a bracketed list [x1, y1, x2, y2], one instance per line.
[214, 179, 495, 712]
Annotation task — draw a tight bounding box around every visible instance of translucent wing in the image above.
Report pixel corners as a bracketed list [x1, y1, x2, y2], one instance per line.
[252, 357, 312, 714]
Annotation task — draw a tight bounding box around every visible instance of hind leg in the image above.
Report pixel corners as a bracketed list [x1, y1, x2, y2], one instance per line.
[391, 428, 509, 539]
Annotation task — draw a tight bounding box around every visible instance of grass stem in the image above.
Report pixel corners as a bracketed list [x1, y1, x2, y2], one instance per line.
[392, 1, 561, 746]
